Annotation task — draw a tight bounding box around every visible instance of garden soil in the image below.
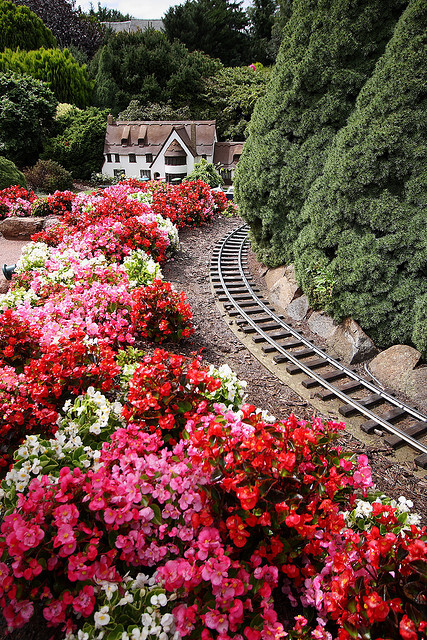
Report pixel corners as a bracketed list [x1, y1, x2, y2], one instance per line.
[0, 212, 426, 640]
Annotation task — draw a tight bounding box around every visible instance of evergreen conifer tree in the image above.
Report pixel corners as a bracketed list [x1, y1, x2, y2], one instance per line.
[0, 0, 56, 51]
[294, 0, 427, 353]
[234, 0, 406, 267]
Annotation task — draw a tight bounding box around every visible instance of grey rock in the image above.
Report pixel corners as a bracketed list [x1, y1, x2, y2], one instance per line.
[270, 265, 301, 310]
[326, 318, 377, 364]
[286, 294, 310, 321]
[264, 266, 285, 289]
[308, 311, 338, 339]
[369, 345, 421, 391]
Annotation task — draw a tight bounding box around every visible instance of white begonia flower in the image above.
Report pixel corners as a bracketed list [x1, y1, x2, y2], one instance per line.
[118, 592, 134, 606]
[141, 613, 153, 627]
[77, 631, 90, 640]
[121, 633, 130, 640]
[130, 630, 142, 640]
[94, 607, 111, 628]
[157, 594, 167, 607]
[102, 582, 118, 600]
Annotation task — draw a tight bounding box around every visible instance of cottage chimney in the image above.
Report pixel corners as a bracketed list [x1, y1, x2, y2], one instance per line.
[190, 122, 196, 152]
[107, 114, 115, 125]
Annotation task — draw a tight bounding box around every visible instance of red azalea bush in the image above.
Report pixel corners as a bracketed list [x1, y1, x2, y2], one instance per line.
[131, 280, 194, 344]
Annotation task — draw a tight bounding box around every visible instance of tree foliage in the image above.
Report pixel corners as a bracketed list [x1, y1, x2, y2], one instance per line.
[0, 0, 56, 51]
[294, 0, 427, 353]
[90, 29, 221, 114]
[88, 2, 132, 21]
[234, 0, 407, 267]
[118, 100, 193, 122]
[0, 72, 57, 167]
[11, 0, 104, 58]
[0, 156, 27, 189]
[184, 159, 224, 187]
[247, 0, 279, 64]
[163, 0, 250, 67]
[203, 64, 271, 140]
[42, 106, 108, 179]
[0, 47, 93, 107]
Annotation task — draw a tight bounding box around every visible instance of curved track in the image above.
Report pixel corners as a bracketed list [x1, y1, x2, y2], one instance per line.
[210, 224, 427, 471]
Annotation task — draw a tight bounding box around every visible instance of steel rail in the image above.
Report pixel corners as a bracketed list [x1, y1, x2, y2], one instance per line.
[212, 224, 427, 458]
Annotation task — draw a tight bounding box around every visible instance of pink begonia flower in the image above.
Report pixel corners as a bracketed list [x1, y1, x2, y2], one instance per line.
[53, 504, 79, 526]
[172, 603, 198, 636]
[196, 526, 222, 560]
[204, 609, 229, 634]
[228, 599, 244, 629]
[53, 524, 76, 547]
[72, 585, 96, 617]
[201, 554, 231, 586]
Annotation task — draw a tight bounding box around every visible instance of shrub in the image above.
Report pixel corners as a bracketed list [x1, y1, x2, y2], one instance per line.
[234, 0, 406, 267]
[42, 107, 108, 180]
[184, 159, 224, 188]
[412, 294, 427, 359]
[25, 159, 73, 193]
[0, 48, 94, 108]
[0, 72, 57, 167]
[0, 156, 26, 190]
[0, 0, 56, 51]
[294, 0, 427, 350]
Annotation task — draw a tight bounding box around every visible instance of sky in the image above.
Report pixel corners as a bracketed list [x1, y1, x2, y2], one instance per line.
[77, 0, 252, 20]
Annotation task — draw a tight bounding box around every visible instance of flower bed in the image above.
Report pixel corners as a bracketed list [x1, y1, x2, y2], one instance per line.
[0, 183, 426, 640]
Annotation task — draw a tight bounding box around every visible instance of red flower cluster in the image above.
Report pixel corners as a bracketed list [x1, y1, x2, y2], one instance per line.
[131, 280, 194, 343]
[120, 179, 227, 227]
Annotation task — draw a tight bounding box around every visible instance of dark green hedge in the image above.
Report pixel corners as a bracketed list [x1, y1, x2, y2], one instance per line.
[234, 0, 406, 267]
[294, 0, 427, 354]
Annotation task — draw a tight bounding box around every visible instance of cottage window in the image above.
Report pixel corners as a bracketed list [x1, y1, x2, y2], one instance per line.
[165, 156, 186, 166]
[165, 173, 185, 184]
[140, 169, 151, 180]
[115, 154, 120, 162]
[129, 154, 136, 163]
[106, 153, 112, 163]
[146, 153, 153, 163]
[220, 169, 232, 181]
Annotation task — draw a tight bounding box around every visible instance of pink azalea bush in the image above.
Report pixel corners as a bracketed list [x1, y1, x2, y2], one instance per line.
[0, 184, 426, 640]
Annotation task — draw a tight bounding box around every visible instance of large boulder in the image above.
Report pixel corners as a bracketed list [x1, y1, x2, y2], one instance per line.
[326, 318, 377, 364]
[0, 216, 44, 239]
[269, 265, 301, 309]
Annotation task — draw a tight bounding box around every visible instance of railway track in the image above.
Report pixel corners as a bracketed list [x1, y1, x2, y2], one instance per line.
[210, 223, 427, 471]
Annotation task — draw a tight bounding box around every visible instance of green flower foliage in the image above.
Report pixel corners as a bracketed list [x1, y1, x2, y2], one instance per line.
[234, 0, 406, 267]
[42, 106, 108, 179]
[294, 0, 427, 352]
[0, 0, 56, 51]
[0, 47, 93, 107]
[0, 72, 57, 167]
[0, 156, 27, 189]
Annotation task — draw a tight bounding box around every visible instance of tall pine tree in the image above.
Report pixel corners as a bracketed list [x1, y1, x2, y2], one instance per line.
[234, 0, 406, 267]
[294, 0, 427, 353]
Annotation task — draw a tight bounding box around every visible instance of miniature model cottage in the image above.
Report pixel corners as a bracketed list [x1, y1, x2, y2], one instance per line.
[103, 116, 243, 184]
